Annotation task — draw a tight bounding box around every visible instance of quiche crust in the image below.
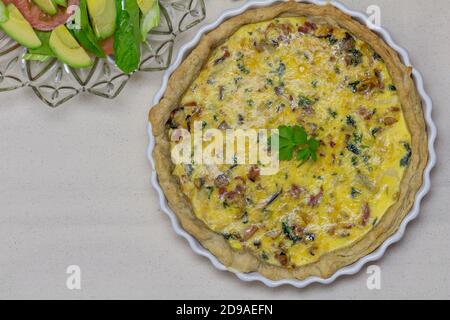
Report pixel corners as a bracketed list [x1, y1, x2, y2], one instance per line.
[149, 2, 428, 280]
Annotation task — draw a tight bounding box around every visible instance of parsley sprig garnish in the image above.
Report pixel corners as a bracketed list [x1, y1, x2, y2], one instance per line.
[271, 125, 320, 162]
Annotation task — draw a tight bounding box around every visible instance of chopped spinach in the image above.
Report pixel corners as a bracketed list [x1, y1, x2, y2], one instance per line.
[328, 109, 338, 118]
[277, 62, 286, 77]
[371, 127, 381, 137]
[353, 132, 363, 143]
[351, 187, 361, 198]
[388, 84, 397, 91]
[326, 34, 338, 45]
[347, 143, 361, 155]
[346, 115, 356, 127]
[348, 48, 362, 66]
[282, 221, 301, 243]
[298, 95, 315, 108]
[242, 211, 249, 224]
[400, 142, 412, 167]
[373, 52, 383, 61]
[348, 81, 360, 93]
[206, 186, 214, 199]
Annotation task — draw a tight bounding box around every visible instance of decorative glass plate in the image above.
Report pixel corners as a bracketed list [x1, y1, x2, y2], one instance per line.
[0, 0, 206, 107]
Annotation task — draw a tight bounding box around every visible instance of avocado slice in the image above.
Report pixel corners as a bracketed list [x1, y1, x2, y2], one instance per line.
[49, 25, 93, 68]
[0, 1, 9, 23]
[137, 0, 154, 14]
[0, 4, 42, 49]
[32, 0, 58, 16]
[138, 0, 160, 41]
[86, 0, 116, 40]
[71, 0, 105, 58]
[53, 0, 68, 7]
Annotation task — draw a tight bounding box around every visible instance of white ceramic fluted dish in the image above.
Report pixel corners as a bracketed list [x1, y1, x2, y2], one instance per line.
[147, 0, 437, 288]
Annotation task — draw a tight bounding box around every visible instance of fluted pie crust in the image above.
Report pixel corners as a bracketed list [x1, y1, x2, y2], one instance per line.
[149, 2, 428, 280]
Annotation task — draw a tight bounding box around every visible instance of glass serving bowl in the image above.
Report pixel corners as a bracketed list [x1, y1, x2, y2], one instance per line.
[0, 0, 206, 107]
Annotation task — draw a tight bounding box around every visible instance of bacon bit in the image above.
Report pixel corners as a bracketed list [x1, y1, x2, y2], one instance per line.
[264, 23, 282, 46]
[225, 191, 238, 201]
[344, 55, 353, 67]
[304, 21, 317, 30]
[247, 165, 261, 182]
[274, 85, 284, 96]
[254, 40, 273, 53]
[358, 106, 367, 115]
[388, 106, 401, 113]
[289, 184, 305, 199]
[308, 187, 324, 207]
[327, 226, 336, 236]
[184, 104, 202, 121]
[275, 252, 288, 266]
[280, 23, 294, 35]
[329, 140, 336, 148]
[361, 202, 371, 226]
[342, 223, 354, 229]
[234, 176, 246, 183]
[183, 101, 197, 107]
[214, 48, 230, 65]
[289, 95, 296, 110]
[298, 21, 317, 34]
[294, 225, 305, 238]
[355, 71, 385, 94]
[277, 34, 289, 44]
[244, 225, 258, 241]
[331, 153, 336, 163]
[383, 117, 398, 126]
[224, 184, 246, 207]
[316, 26, 334, 38]
[218, 187, 227, 197]
[218, 86, 225, 101]
[234, 184, 245, 194]
[193, 177, 205, 189]
[374, 69, 385, 90]
[214, 174, 229, 188]
[341, 32, 356, 51]
[298, 25, 310, 34]
[358, 106, 374, 120]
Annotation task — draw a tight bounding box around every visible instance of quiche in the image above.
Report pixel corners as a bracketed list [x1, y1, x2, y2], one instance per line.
[149, 2, 428, 280]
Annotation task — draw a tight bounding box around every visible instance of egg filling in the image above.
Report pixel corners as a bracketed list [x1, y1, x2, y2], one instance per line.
[167, 17, 412, 268]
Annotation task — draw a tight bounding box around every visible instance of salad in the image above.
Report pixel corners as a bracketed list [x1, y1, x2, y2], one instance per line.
[0, 0, 161, 73]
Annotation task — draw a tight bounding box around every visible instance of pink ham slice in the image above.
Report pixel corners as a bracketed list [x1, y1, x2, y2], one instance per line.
[3, 0, 80, 31]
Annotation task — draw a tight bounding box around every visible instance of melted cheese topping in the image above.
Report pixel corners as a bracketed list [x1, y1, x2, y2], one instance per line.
[168, 17, 412, 268]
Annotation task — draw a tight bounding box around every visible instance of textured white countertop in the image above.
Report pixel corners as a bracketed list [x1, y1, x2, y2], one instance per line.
[0, 0, 448, 299]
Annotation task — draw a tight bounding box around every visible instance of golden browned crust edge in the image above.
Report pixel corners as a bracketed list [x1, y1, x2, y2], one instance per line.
[148, 1, 428, 281]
